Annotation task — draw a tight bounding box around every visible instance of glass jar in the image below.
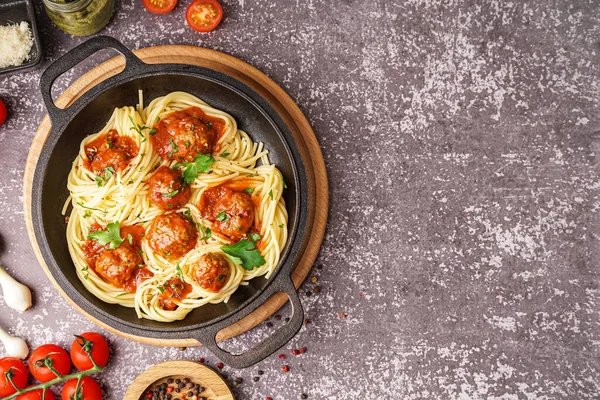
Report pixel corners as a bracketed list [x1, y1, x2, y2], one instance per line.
[42, 0, 115, 36]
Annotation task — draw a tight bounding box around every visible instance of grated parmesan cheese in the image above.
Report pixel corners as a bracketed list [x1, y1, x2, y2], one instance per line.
[0, 21, 34, 69]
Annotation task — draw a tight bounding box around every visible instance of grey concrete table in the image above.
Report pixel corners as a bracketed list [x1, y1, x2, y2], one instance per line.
[1, 0, 599, 399]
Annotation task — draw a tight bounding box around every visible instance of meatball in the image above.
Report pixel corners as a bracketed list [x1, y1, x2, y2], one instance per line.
[146, 166, 191, 210]
[200, 186, 254, 241]
[147, 213, 198, 259]
[85, 129, 139, 174]
[151, 107, 218, 162]
[158, 278, 192, 311]
[193, 253, 230, 293]
[95, 244, 142, 288]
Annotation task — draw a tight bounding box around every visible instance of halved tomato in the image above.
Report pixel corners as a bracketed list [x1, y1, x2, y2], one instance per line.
[186, 0, 223, 32]
[142, 0, 177, 14]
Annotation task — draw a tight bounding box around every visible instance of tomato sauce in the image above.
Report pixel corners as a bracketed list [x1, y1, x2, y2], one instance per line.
[158, 278, 192, 311]
[199, 185, 254, 241]
[151, 107, 225, 162]
[83, 129, 139, 174]
[124, 267, 154, 293]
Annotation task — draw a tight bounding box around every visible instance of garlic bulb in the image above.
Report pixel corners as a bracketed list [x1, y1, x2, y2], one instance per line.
[0, 266, 32, 312]
[0, 327, 28, 359]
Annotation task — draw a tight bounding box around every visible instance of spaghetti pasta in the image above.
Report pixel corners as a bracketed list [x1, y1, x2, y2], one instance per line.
[64, 91, 288, 322]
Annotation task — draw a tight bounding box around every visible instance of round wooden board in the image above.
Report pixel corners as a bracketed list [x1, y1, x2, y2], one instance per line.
[23, 45, 328, 347]
[123, 360, 234, 400]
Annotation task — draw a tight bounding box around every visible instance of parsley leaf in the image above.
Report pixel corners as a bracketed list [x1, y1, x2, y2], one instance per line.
[88, 221, 124, 250]
[156, 116, 161, 123]
[95, 176, 103, 187]
[127, 233, 133, 246]
[268, 189, 273, 200]
[175, 154, 215, 184]
[170, 138, 178, 151]
[157, 285, 165, 294]
[129, 116, 148, 142]
[279, 223, 285, 228]
[149, 128, 157, 136]
[199, 225, 212, 241]
[221, 239, 266, 271]
[77, 202, 108, 214]
[220, 151, 230, 157]
[216, 211, 229, 222]
[162, 189, 180, 197]
[248, 232, 261, 243]
[104, 166, 115, 179]
[283, 181, 288, 189]
[207, 122, 213, 129]
[244, 188, 254, 195]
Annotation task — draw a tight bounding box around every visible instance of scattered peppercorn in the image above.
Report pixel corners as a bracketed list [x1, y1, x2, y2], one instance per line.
[301, 394, 308, 399]
[285, 317, 290, 323]
[278, 353, 286, 359]
[167, 378, 174, 384]
[253, 376, 260, 382]
[258, 370, 264, 375]
[266, 322, 273, 328]
[198, 357, 205, 363]
[304, 318, 311, 325]
[267, 398, 273, 400]
[217, 362, 224, 369]
[311, 276, 317, 283]
[300, 346, 307, 354]
[235, 377, 243, 385]
[305, 291, 312, 297]
[282, 365, 290, 373]
[179, 346, 187, 351]
[314, 286, 321, 293]
[274, 314, 282, 320]
[317, 265, 322, 270]
[292, 349, 300, 356]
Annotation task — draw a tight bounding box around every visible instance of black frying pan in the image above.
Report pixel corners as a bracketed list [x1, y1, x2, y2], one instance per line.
[32, 36, 309, 369]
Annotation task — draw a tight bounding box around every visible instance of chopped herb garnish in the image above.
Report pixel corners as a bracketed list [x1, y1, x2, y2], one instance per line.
[156, 116, 161, 123]
[149, 129, 157, 136]
[104, 166, 115, 180]
[176, 265, 184, 281]
[95, 176, 103, 187]
[175, 153, 215, 184]
[248, 232, 261, 243]
[268, 189, 273, 200]
[185, 141, 191, 147]
[162, 189, 180, 198]
[129, 116, 149, 142]
[207, 122, 213, 129]
[220, 151, 230, 157]
[76, 202, 108, 214]
[216, 211, 229, 222]
[83, 210, 92, 218]
[221, 239, 266, 271]
[244, 188, 255, 195]
[127, 233, 133, 246]
[279, 223, 285, 228]
[283, 181, 288, 189]
[199, 225, 212, 241]
[170, 138, 178, 150]
[88, 221, 124, 250]
[157, 285, 165, 294]
[116, 293, 128, 298]
[128, 180, 134, 185]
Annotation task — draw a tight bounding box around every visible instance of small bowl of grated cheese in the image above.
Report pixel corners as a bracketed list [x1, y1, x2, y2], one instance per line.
[0, 0, 42, 74]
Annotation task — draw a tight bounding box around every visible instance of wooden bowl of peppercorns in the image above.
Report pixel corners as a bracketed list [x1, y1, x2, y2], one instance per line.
[124, 360, 234, 400]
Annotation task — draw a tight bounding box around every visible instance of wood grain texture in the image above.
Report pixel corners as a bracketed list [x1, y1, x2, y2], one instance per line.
[23, 45, 328, 347]
[123, 360, 234, 400]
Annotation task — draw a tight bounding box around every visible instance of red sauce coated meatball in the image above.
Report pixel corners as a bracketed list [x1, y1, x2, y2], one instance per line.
[84, 129, 139, 175]
[95, 243, 143, 288]
[151, 107, 225, 162]
[158, 278, 192, 311]
[147, 213, 198, 259]
[199, 186, 254, 241]
[193, 253, 230, 293]
[146, 166, 192, 210]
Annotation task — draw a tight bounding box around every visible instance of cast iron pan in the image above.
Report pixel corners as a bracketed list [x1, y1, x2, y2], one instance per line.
[32, 36, 309, 369]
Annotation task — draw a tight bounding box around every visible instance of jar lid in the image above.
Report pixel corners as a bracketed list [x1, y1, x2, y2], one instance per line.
[43, 0, 93, 13]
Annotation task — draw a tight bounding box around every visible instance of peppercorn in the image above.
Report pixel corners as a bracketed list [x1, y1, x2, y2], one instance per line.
[301, 394, 308, 399]
[198, 357, 205, 363]
[217, 362, 224, 369]
[235, 377, 243, 385]
[179, 347, 186, 351]
[183, 378, 190, 384]
[267, 398, 273, 400]
[167, 387, 173, 393]
[282, 365, 290, 373]
[304, 319, 311, 325]
[274, 314, 282, 320]
[258, 370, 264, 375]
[167, 378, 174, 384]
[278, 354, 285, 359]
[146, 393, 152, 399]
[314, 286, 321, 293]
[292, 349, 300, 356]
[253, 376, 260, 382]
[266, 322, 273, 328]
[300, 346, 307, 354]
[305, 291, 312, 297]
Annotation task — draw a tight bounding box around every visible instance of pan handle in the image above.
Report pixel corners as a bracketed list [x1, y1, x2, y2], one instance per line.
[40, 36, 144, 123]
[193, 275, 304, 369]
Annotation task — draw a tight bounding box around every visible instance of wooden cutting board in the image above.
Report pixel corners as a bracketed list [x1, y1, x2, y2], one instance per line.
[22, 45, 328, 347]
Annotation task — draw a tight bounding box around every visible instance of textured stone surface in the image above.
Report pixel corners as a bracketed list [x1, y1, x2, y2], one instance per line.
[1, 0, 599, 399]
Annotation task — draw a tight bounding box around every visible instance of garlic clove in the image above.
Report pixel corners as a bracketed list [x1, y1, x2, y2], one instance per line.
[0, 327, 29, 359]
[0, 266, 32, 312]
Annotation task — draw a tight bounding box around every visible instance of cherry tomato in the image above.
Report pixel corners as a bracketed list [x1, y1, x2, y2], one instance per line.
[0, 358, 28, 396]
[17, 388, 55, 400]
[0, 98, 6, 126]
[70, 333, 110, 371]
[142, 0, 177, 14]
[61, 377, 102, 400]
[29, 344, 71, 383]
[186, 0, 223, 32]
